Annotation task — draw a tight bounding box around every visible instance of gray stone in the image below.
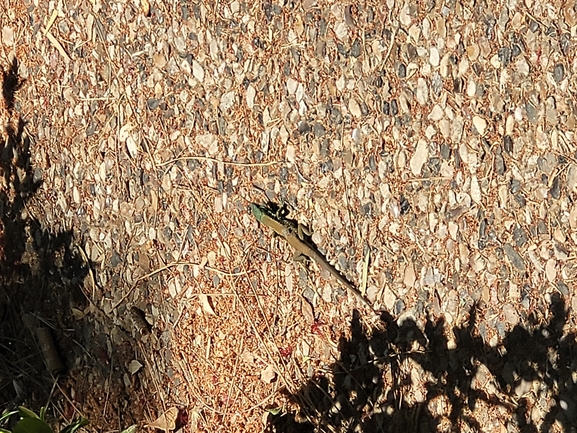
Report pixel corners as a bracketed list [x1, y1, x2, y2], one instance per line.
[537, 153, 556, 174]
[394, 299, 405, 315]
[503, 243, 526, 271]
[503, 303, 519, 325]
[557, 281, 569, 296]
[298, 121, 311, 134]
[550, 175, 561, 199]
[395, 62, 406, 79]
[313, 122, 326, 137]
[351, 38, 362, 57]
[498, 47, 511, 66]
[513, 225, 528, 247]
[440, 143, 451, 159]
[525, 102, 538, 123]
[147, 98, 160, 110]
[553, 63, 565, 83]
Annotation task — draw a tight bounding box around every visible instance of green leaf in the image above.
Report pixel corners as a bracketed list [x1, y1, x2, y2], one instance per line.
[39, 408, 46, 422]
[1, 410, 18, 424]
[266, 407, 283, 416]
[0, 428, 13, 433]
[120, 425, 138, 433]
[17, 407, 39, 420]
[59, 417, 89, 433]
[13, 418, 53, 433]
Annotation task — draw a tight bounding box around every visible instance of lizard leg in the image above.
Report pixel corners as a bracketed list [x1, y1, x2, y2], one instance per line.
[297, 223, 312, 239]
[271, 202, 290, 219]
[293, 251, 310, 265]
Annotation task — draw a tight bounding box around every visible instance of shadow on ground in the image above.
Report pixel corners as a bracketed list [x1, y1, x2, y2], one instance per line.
[0, 56, 152, 431]
[0, 54, 89, 410]
[267, 294, 577, 432]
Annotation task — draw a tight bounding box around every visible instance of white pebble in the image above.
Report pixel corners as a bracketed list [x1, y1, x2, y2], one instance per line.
[473, 116, 487, 136]
[410, 139, 429, 176]
[429, 46, 440, 66]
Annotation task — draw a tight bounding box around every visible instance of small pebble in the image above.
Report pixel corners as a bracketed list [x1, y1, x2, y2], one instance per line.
[410, 140, 429, 175]
[440, 143, 451, 159]
[557, 281, 569, 296]
[567, 164, 577, 191]
[514, 194, 526, 207]
[479, 323, 488, 342]
[503, 303, 519, 325]
[472, 63, 483, 76]
[399, 194, 410, 215]
[479, 219, 488, 249]
[472, 116, 487, 135]
[416, 78, 429, 105]
[496, 321, 506, 338]
[406, 44, 417, 61]
[361, 202, 373, 216]
[513, 225, 528, 247]
[298, 121, 311, 135]
[162, 226, 173, 243]
[350, 38, 362, 57]
[394, 299, 405, 315]
[484, 17, 496, 39]
[368, 154, 377, 171]
[431, 72, 443, 95]
[181, 4, 189, 19]
[453, 78, 463, 93]
[429, 46, 440, 66]
[33, 167, 43, 183]
[279, 167, 289, 184]
[503, 135, 513, 153]
[503, 243, 526, 271]
[147, 98, 161, 110]
[382, 101, 390, 115]
[302, 287, 316, 304]
[349, 98, 362, 117]
[550, 175, 561, 199]
[390, 99, 399, 116]
[111, 251, 122, 268]
[330, 107, 343, 124]
[537, 153, 556, 174]
[511, 44, 521, 57]
[475, 83, 485, 98]
[561, 33, 571, 56]
[427, 157, 441, 175]
[525, 102, 538, 123]
[495, 154, 505, 175]
[498, 47, 511, 67]
[553, 63, 565, 83]
[313, 122, 326, 137]
[396, 62, 406, 79]
[337, 42, 348, 56]
[58, 21, 70, 34]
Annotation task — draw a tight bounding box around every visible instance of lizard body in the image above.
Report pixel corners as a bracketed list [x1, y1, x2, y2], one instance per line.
[251, 203, 372, 308]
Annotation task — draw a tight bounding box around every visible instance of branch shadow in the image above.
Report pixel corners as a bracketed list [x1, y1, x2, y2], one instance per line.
[267, 294, 577, 432]
[0, 56, 88, 408]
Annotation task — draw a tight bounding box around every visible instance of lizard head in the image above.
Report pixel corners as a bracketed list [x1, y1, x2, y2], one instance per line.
[250, 203, 265, 221]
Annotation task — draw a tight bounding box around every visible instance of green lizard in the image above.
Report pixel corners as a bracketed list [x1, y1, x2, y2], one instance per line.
[250, 203, 373, 309]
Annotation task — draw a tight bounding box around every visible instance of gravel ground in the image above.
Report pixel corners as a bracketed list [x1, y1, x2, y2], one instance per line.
[1, 0, 577, 432]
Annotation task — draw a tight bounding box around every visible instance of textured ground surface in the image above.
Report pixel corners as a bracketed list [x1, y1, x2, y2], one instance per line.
[1, 0, 577, 432]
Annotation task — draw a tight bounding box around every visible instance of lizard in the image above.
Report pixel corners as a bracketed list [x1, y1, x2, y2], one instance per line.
[250, 203, 373, 309]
